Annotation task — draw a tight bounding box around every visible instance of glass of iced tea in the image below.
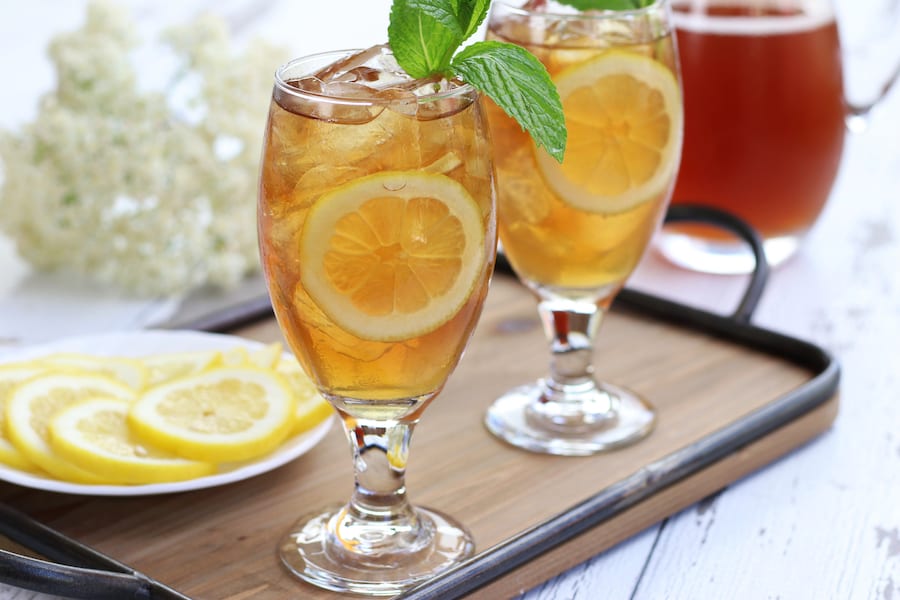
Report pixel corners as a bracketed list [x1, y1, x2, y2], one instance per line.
[483, 1, 683, 455]
[258, 46, 495, 594]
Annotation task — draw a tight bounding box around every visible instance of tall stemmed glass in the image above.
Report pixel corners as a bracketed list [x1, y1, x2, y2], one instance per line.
[483, 0, 683, 455]
[258, 47, 495, 595]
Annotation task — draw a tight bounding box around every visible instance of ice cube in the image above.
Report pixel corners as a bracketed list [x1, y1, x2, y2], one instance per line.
[377, 87, 418, 117]
[277, 76, 384, 124]
[314, 45, 391, 82]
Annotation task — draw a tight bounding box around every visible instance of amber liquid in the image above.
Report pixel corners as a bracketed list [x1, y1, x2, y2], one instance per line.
[671, 4, 846, 240]
[258, 80, 495, 410]
[485, 17, 679, 298]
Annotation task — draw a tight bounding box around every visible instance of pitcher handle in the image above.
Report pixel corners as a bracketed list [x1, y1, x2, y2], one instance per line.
[839, 1, 900, 131]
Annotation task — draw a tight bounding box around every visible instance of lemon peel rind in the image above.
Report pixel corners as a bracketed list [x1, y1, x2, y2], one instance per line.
[299, 170, 487, 343]
[535, 51, 683, 215]
[0, 439, 38, 472]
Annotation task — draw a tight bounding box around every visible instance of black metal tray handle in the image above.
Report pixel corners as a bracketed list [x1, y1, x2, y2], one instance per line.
[0, 503, 188, 599]
[660, 204, 770, 323]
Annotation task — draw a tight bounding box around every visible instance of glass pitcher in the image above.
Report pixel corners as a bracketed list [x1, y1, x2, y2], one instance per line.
[659, 0, 900, 274]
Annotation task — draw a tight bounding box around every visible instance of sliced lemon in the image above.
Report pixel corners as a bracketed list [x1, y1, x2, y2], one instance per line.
[142, 350, 222, 387]
[300, 171, 486, 342]
[221, 346, 250, 367]
[276, 356, 334, 435]
[247, 342, 283, 370]
[39, 353, 148, 391]
[0, 364, 48, 471]
[49, 398, 216, 484]
[536, 51, 682, 214]
[128, 367, 297, 462]
[6, 373, 135, 482]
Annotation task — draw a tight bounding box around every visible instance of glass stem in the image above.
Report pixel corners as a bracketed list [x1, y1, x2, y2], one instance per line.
[532, 300, 616, 430]
[332, 415, 428, 559]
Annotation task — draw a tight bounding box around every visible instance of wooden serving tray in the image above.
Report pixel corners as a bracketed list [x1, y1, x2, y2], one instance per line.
[0, 273, 839, 600]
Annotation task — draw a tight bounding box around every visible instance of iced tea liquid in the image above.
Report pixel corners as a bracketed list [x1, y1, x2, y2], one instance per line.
[485, 11, 680, 298]
[670, 3, 845, 242]
[258, 54, 495, 408]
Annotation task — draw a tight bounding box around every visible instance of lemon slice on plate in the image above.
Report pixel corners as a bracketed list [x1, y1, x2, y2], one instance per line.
[0, 364, 48, 471]
[535, 51, 682, 214]
[248, 342, 284, 370]
[142, 350, 222, 387]
[6, 373, 135, 482]
[276, 356, 334, 435]
[300, 171, 486, 342]
[128, 367, 297, 463]
[221, 346, 250, 367]
[49, 397, 216, 484]
[39, 353, 149, 391]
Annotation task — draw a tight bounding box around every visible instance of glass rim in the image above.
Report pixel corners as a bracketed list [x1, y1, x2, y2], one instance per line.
[273, 49, 478, 107]
[492, 0, 667, 20]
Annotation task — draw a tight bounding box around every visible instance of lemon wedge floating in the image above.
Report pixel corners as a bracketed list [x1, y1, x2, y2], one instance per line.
[300, 171, 486, 342]
[49, 397, 216, 484]
[128, 367, 297, 463]
[535, 51, 682, 215]
[6, 372, 135, 482]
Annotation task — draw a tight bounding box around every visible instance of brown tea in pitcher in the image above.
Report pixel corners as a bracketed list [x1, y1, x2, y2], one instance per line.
[665, 2, 845, 270]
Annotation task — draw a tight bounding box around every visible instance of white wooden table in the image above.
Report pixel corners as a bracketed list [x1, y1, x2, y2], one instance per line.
[1, 1, 898, 598]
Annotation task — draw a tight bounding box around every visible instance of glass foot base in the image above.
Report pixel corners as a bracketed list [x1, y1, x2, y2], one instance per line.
[657, 231, 800, 274]
[484, 381, 656, 456]
[279, 505, 475, 596]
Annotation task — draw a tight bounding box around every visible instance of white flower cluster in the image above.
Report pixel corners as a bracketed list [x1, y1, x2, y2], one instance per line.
[0, 1, 287, 296]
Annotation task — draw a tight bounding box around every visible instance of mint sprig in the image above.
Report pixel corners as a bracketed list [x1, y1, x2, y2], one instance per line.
[388, 0, 566, 162]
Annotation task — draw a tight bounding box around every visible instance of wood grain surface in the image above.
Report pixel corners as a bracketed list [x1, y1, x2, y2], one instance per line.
[0, 275, 835, 599]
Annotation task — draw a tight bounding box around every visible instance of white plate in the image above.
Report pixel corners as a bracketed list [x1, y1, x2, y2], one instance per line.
[0, 330, 334, 496]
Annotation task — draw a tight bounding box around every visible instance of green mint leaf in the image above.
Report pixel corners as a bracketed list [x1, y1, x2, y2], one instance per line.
[450, 41, 566, 162]
[456, 0, 491, 39]
[388, 0, 567, 161]
[556, 0, 654, 10]
[388, 0, 464, 78]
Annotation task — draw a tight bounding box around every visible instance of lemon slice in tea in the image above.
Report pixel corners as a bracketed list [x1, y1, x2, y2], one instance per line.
[300, 171, 486, 342]
[128, 367, 297, 463]
[50, 397, 216, 484]
[536, 51, 682, 214]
